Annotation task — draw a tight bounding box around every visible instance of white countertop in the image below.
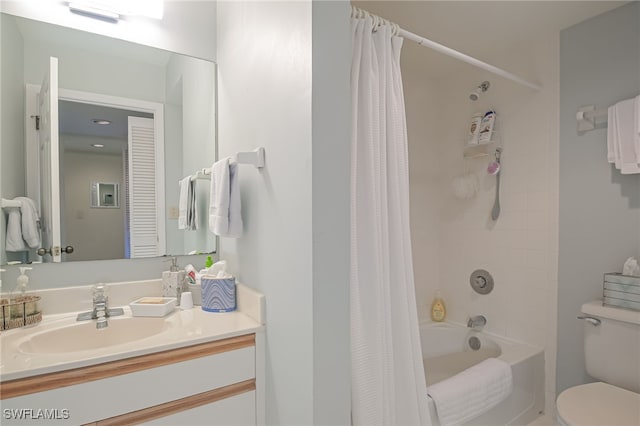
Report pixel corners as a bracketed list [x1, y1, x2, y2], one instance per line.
[0, 281, 265, 382]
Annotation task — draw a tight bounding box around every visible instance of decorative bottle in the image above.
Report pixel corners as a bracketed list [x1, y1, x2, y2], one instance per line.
[430, 290, 446, 322]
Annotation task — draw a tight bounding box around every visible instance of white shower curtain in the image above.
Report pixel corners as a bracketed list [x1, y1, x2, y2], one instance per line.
[351, 15, 432, 426]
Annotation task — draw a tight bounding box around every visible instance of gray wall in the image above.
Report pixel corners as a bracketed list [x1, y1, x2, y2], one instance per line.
[1, 14, 25, 265]
[557, 2, 640, 393]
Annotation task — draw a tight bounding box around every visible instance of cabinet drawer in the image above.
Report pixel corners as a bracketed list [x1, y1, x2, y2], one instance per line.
[2, 335, 256, 426]
[140, 390, 256, 426]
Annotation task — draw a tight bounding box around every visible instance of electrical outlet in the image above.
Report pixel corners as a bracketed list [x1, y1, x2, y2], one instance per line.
[168, 206, 179, 219]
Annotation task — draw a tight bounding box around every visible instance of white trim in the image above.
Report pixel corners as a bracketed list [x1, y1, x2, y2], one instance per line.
[25, 85, 41, 209]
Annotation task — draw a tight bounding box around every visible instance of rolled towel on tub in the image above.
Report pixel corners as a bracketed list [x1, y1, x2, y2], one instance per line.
[427, 357, 513, 426]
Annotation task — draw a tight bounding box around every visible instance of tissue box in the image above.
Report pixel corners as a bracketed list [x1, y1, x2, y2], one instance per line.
[603, 273, 640, 312]
[130, 297, 177, 317]
[201, 276, 236, 312]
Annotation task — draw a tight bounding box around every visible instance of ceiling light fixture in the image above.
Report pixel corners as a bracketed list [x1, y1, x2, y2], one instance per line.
[92, 119, 112, 125]
[92, 144, 105, 148]
[68, 2, 120, 23]
[68, 0, 164, 22]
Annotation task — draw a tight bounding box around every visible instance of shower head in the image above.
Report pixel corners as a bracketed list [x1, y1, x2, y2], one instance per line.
[469, 81, 490, 101]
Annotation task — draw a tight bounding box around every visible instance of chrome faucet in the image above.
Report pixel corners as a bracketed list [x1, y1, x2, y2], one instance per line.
[76, 284, 124, 328]
[467, 315, 487, 330]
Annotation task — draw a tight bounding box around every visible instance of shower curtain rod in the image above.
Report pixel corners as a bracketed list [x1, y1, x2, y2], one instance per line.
[352, 7, 542, 91]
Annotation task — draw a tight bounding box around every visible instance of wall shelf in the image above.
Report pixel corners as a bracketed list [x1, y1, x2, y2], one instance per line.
[463, 138, 500, 159]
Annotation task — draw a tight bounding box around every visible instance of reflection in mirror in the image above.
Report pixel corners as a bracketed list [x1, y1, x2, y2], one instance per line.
[90, 182, 120, 208]
[0, 13, 217, 265]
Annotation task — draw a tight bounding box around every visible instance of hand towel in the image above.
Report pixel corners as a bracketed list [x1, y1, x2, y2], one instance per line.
[608, 97, 640, 174]
[209, 158, 231, 236]
[427, 357, 513, 426]
[208, 158, 243, 238]
[16, 197, 40, 248]
[178, 177, 197, 230]
[634, 95, 640, 163]
[4, 197, 40, 251]
[5, 207, 27, 252]
[178, 176, 190, 230]
[607, 105, 618, 164]
[614, 98, 639, 174]
[187, 178, 197, 230]
[227, 162, 243, 238]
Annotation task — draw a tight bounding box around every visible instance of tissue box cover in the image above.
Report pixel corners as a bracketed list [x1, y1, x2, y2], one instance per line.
[603, 273, 640, 312]
[130, 297, 177, 317]
[201, 276, 236, 312]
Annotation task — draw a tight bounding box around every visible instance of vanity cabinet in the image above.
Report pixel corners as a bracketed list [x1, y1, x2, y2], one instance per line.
[1, 333, 262, 426]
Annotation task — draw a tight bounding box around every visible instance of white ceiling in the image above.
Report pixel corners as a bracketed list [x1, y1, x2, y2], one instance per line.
[353, 1, 627, 78]
[59, 101, 152, 154]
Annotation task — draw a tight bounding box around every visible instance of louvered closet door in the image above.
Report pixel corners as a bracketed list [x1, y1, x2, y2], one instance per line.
[128, 116, 159, 258]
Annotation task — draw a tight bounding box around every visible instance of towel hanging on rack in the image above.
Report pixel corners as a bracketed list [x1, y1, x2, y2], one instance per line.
[5, 197, 40, 252]
[208, 158, 243, 238]
[607, 96, 640, 174]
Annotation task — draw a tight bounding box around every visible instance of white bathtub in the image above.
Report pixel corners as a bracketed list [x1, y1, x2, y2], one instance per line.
[421, 322, 545, 426]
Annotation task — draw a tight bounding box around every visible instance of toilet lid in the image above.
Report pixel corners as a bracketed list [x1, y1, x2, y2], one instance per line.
[557, 382, 640, 426]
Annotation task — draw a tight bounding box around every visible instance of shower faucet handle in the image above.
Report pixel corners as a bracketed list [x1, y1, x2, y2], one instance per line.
[467, 315, 487, 330]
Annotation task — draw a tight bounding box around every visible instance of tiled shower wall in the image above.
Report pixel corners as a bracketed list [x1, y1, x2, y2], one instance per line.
[405, 33, 560, 414]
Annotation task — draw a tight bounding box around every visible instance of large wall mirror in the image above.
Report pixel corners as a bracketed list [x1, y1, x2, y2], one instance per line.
[1, 13, 217, 264]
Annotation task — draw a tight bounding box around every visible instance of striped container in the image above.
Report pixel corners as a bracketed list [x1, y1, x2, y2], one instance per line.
[201, 275, 236, 313]
[603, 273, 640, 312]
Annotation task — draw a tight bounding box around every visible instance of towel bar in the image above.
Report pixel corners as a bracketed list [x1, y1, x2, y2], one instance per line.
[1, 198, 22, 209]
[183, 147, 266, 183]
[233, 147, 265, 168]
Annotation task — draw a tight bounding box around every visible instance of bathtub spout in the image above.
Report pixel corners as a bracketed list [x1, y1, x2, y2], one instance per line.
[467, 315, 487, 330]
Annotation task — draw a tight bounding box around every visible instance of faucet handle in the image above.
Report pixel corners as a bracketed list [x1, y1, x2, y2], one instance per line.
[467, 315, 487, 329]
[93, 283, 106, 296]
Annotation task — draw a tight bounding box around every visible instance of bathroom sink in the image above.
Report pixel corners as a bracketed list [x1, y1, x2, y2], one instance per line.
[18, 317, 169, 354]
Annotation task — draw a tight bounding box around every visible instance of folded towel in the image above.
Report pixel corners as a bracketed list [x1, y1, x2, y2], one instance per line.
[607, 105, 618, 164]
[16, 197, 40, 247]
[634, 95, 640, 163]
[5, 208, 27, 252]
[208, 158, 243, 238]
[227, 162, 243, 238]
[608, 98, 640, 174]
[5, 197, 40, 252]
[616, 98, 639, 174]
[178, 177, 190, 230]
[178, 177, 197, 230]
[427, 357, 513, 426]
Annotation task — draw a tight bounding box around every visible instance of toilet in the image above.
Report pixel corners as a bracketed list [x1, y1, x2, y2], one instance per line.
[556, 301, 640, 426]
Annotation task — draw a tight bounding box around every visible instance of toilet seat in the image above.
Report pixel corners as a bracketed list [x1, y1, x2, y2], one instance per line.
[557, 382, 640, 426]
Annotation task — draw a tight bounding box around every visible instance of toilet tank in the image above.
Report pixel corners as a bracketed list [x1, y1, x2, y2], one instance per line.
[581, 301, 640, 393]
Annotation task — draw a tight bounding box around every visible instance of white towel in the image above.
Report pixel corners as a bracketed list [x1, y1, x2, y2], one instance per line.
[427, 358, 513, 426]
[5, 208, 27, 252]
[208, 158, 243, 238]
[178, 177, 197, 230]
[607, 105, 618, 164]
[5, 197, 40, 252]
[178, 177, 190, 230]
[634, 95, 640, 163]
[227, 162, 242, 238]
[608, 98, 640, 174]
[615, 98, 640, 174]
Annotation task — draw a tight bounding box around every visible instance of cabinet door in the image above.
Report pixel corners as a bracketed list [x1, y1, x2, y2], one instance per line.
[141, 391, 255, 426]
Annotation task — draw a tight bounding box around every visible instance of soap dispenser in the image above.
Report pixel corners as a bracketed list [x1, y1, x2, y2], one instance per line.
[162, 257, 186, 299]
[14, 267, 33, 295]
